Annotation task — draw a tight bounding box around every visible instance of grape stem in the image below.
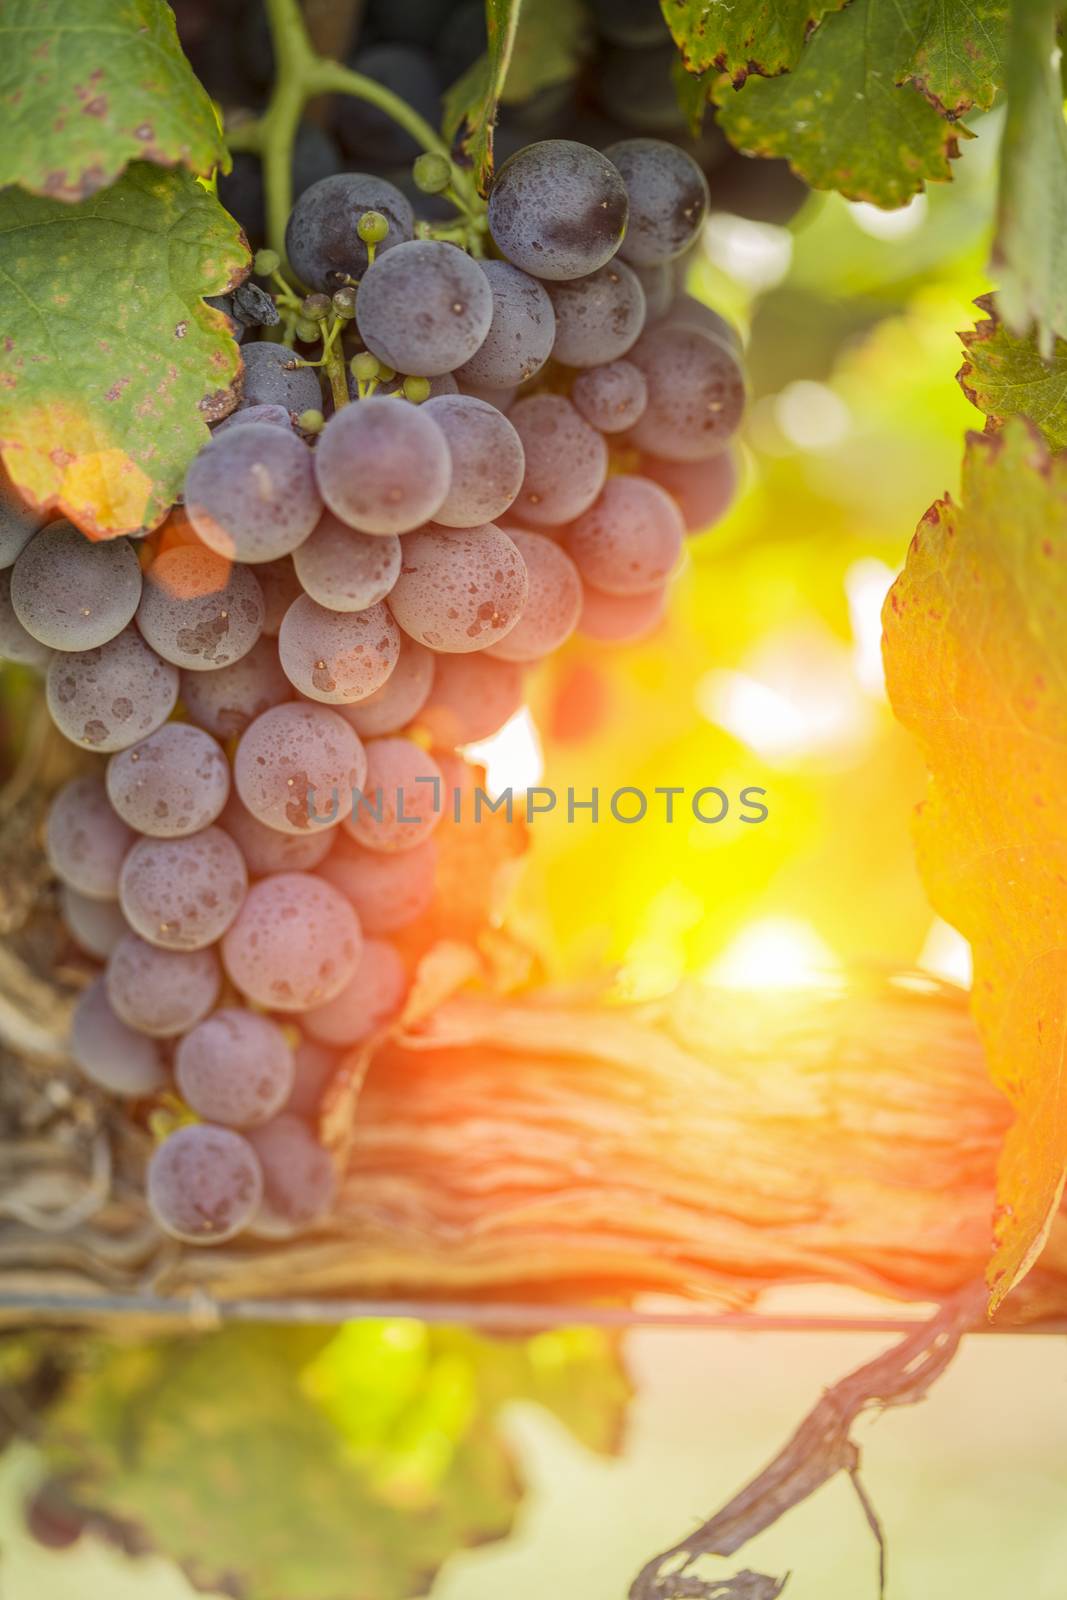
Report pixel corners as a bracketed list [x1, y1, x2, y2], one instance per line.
[227, 0, 482, 261]
[288, 316, 350, 411]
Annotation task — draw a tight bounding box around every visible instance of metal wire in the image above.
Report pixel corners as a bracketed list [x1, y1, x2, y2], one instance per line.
[1, 1290, 1061, 1334]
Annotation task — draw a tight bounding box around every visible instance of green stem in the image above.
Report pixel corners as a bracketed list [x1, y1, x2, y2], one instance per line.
[323, 336, 350, 412]
[307, 60, 456, 171]
[259, 0, 315, 261]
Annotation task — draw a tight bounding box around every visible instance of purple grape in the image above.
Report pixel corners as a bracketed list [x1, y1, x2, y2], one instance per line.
[175, 1009, 295, 1127]
[233, 701, 366, 836]
[335, 44, 442, 165]
[222, 872, 363, 1011]
[419, 651, 525, 745]
[278, 594, 401, 704]
[571, 360, 648, 433]
[285, 173, 415, 292]
[285, 1034, 337, 1116]
[136, 543, 264, 671]
[546, 261, 646, 367]
[0, 569, 53, 669]
[627, 323, 745, 461]
[508, 395, 608, 527]
[184, 423, 322, 563]
[119, 827, 247, 950]
[320, 834, 438, 935]
[256, 557, 303, 635]
[239, 341, 323, 415]
[420, 395, 526, 528]
[106, 723, 230, 837]
[106, 933, 221, 1037]
[179, 636, 291, 739]
[606, 138, 710, 266]
[11, 522, 142, 650]
[388, 525, 528, 653]
[314, 397, 451, 536]
[355, 240, 493, 376]
[632, 261, 674, 320]
[46, 774, 133, 899]
[247, 1114, 336, 1234]
[0, 468, 46, 569]
[70, 977, 165, 1096]
[454, 260, 556, 388]
[302, 938, 407, 1046]
[487, 529, 582, 661]
[660, 294, 742, 353]
[60, 885, 128, 959]
[292, 512, 401, 612]
[46, 629, 179, 751]
[566, 475, 684, 595]
[343, 736, 444, 853]
[220, 794, 335, 874]
[214, 403, 293, 435]
[488, 140, 629, 280]
[578, 581, 667, 642]
[641, 450, 739, 533]
[147, 1123, 263, 1244]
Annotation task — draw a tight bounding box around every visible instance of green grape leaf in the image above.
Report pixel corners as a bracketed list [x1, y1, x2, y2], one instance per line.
[0, 165, 246, 540]
[896, 0, 1009, 118]
[660, 0, 849, 85]
[883, 419, 1067, 1311]
[991, 0, 1067, 358]
[0, 0, 227, 203]
[958, 296, 1067, 452]
[713, 0, 964, 207]
[501, 0, 592, 105]
[41, 1322, 630, 1600]
[442, 0, 522, 195]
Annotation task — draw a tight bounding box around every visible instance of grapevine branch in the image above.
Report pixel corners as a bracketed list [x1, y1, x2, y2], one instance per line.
[628, 1287, 983, 1600]
[226, 0, 481, 259]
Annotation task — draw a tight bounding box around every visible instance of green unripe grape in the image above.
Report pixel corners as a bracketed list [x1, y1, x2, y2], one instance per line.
[350, 351, 380, 383]
[357, 210, 389, 245]
[298, 409, 325, 434]
[377, 364, 397, 383]
[294, 317, 320, 342]
[413, 153, 452, 195]
[254, 247, 281, 276]
[332, 287, 357, 320]
[302, 292, 331, 322]
[403, 376, 431, 403]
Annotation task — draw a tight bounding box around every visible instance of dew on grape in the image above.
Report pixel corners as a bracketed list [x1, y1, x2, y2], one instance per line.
[46, 629, 179, 752]
[234, 701, 366, 835]
[137, 543, 264, 671]
[147, 1123, 263, 1244]
[176, 1009, 295, 1127]
[11, 522, 142, 651]
[119, 827, 248, 950]
[106, 722, 230, 837]
[388, 525, 528, 653]
[222, 871, 363, 1011]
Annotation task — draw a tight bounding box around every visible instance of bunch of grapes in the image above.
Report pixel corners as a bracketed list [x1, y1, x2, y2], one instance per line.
[0, 131, 743, 1251]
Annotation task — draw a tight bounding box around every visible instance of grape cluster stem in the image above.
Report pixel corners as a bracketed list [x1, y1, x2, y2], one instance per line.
[226, 0, 484, 261]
